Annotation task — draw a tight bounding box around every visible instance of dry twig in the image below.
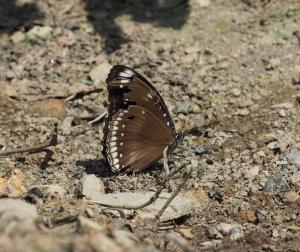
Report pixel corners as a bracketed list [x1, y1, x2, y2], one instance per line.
[0, 124, 58, 156]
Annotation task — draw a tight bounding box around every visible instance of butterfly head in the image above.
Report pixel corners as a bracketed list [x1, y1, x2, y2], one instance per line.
[175, 132, 184, 143]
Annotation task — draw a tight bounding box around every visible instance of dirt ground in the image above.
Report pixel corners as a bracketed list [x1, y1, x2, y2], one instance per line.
[0, 0, 300, 251]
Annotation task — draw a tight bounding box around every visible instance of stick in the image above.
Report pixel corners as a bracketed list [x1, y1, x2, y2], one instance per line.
[88, 164, 186, 210]
[0, 124, 58, 156]
[163, 146, 176, 191]
[65, 88, 102, 101]
[155, 168, 192, 220]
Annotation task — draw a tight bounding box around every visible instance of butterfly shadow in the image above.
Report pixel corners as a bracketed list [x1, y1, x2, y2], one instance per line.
[83, 0, 190, 53]
[76, 158, 114, 178]
[0, 0, 43, 34]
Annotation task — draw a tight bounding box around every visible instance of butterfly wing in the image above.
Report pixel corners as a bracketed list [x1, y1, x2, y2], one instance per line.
[103, 65, 177, 172]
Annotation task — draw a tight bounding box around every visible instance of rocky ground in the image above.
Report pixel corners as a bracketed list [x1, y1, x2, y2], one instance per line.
[0, 0, 300, 251]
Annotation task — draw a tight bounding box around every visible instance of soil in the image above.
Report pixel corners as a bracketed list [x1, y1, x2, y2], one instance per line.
[0, 0, 300, 251]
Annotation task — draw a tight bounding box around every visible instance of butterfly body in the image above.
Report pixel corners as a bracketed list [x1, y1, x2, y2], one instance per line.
[102, 65, 179, 173]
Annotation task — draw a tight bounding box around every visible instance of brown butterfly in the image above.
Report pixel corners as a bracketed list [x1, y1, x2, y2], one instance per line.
[102, 65, 182, 173]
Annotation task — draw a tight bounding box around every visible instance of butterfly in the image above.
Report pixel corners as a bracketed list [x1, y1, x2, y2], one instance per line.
[102, 65, 183, 173]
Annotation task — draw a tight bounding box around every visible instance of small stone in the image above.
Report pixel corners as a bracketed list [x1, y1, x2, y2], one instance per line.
[76, 216, 104, 233]
[217, 223, 234, 235]
[206, 226, 223, 239]
[287, 149, 300, 165]
[278, 109, 286, 117]
[272, 229, 279, 238]
[178, 228, 194, 240]
[11, 31, 25, 43]
[25, 99, 66, 119]
[184, 189, 209, 209]
[26, 26, 53, 41]
[44, 184, 66, 199]
[263, 172, 283, 193]
[267, 141, 278, 150]
[89, 62, 112, 85]
[112, 230, 139, 249]
[283, 191, 299, 203]
[173, 101, 191, 115]
[199, 240, 222, 248]
[290, 171, 300, 186]
[0, 199, 38, 220]
[81, 174, 105, 200]
[232, 88, 241, 96]
[85, 207, 95, 218]
[244, 166, 260, 179]
[236, 209, 258, 223]
[236, 108, 249, 116]
[191, 113, 210, 128]
[193, 0, 210, 7]
[248, 141, 257, 150]
[230, 226, 244, 240]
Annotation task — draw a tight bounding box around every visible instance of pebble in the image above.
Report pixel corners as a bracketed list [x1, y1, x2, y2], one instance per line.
[85, 207, 95, 218]
[283, 191, 299, 203]
[173, 101, 191, 115]
[44, 184, 66, 199]
[231, 88, 241, 97]
[244, 166, 260, 179]
[272, 229, 279, 238]
[287, 149, 300, 165]
[193, 0, 210, 7]
[199, 240, 222, 248]
[26, 26, 53, 41]
[25, 99, 66, 119]
[230, 226, 244, 240]
[89, 62, 112, 85]
[206, 226, 223, 239]
[236, 209, 258, 223]
[11, 31, 25, 43]
[92, 192, 195, 222]
[263, 172, 283, 193]
[0, 199, 37, 220]
[81, 174, 105, 200]
[267, 141, 278, 150]
[191, 114, 210, 128]
[290, 171, 300, 186]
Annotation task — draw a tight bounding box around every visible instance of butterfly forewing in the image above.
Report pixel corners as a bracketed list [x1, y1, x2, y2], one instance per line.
[103, 65, 177, 172]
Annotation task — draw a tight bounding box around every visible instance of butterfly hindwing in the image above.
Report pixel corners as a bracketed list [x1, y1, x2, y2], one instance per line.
[103, 65, 177, 172]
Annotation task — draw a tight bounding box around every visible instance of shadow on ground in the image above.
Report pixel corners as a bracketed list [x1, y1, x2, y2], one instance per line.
[0, 0, 43, 33]
[83, 0, 190, 53]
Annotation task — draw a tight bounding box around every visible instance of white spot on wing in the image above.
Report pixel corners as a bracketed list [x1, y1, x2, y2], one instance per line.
[111, 147, 117, 152]
[121, 133, 124, 136]
[112, 152, 118, 158]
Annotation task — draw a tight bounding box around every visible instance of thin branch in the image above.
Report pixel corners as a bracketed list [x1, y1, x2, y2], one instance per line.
[163, 146, 176, 191]
[155, 168, 192, 220]
[65, 88, 102, 101]
[88, 164, 186, 210]
[87, 112, 107, 125]
[0, 124, 58, 156]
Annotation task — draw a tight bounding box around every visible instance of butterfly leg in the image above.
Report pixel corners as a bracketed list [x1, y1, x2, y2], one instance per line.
[163, 147, 176, 191]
